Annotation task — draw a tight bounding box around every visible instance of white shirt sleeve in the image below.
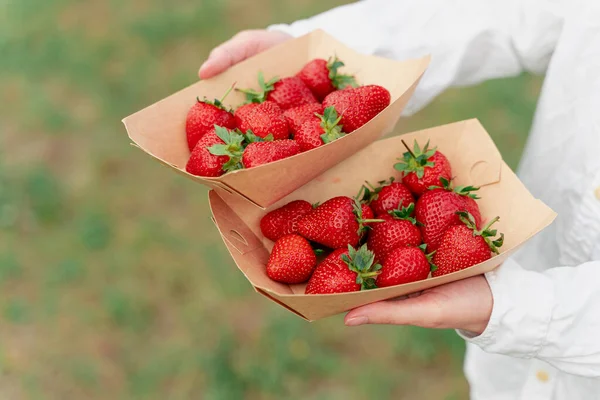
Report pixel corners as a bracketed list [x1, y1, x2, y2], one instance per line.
[458, 258, 600, 378]
[268, 0, 565, 114]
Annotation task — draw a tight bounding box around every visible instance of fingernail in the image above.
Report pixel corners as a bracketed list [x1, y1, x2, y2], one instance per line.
[345, 316, 368, 326]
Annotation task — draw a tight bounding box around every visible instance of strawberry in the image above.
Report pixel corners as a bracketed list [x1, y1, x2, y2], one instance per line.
[432, 212, 503, 277]
[238, 72, 318, 110]
[185, 86, 236, 151]
[283, 103, 323, 136]
[296, 57, 358, 101]
[305, 244, 381, 294]
[366, 203, 422, 263]
[360, 179, 415, 217]
[415, 178, 482, 252]
[234, 101, 289, 140]
[185, 126, 244, 177]
[242, 140, 300, 168]
[297, 196, 381, 249]
[267, 234, 317, 284]
[295, 106, 345, 152]
[377, 245, 435, 287]
[260, 200, 314, 242]
[322, 85, 390, 132]
[394, 140, 452, 196]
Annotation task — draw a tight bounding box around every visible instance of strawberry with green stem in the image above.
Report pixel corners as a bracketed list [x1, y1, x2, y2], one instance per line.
[359, 178, 415, 217]
[295, 106, 345, 152]
[186, 84, 237, 151]
[305, 244, 382, 294]
[296, 56, 358, 101]
[322, 85, 390, 132]
[366, 203, 422, 263]
[415, 176, 483, 251]
[185, 126, 244, 177]
[394, 139, 452, 196]
[432, 212, 504, 277]
[237, 72, 318, 110]
[297, 196, 382, 249]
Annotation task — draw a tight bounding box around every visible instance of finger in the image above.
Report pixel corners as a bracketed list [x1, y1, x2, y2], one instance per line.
[199, 37, 258, 79]
[344, 295, 441, 327]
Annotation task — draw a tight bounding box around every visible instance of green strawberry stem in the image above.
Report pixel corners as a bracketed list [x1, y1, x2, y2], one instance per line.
[429, 177, 481, 199]
[207, 126, 245, 172]
[341, 244, 381, 290]
[218, 82, 236, 104]
[358, 178, 395, 204]
[318, 106, 345, 144]
[388, 203, 417, 225]
[394, 139, 436, 179]
[236, 72, 279, 103]
[327, 56, 358, 89]
[401, 139, 416, 158]
[352, 198, 384, 236]
[196, 83, 236, 111]
[457, 211, 504, 254]
[361, 271, 380, 278]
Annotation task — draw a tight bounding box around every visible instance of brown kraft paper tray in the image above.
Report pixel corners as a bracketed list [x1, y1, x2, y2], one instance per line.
[122, 29, 430, 209]
[208, 119, 557, 321]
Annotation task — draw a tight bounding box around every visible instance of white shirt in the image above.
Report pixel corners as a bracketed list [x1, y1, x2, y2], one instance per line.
[269, 1, 600, 399]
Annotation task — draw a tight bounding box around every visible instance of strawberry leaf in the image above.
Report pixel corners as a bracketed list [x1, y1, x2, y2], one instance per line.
[394, 139, 438, 179]
[327, 56, 358, 89]
[207, 144, 231, 156]
[236, 71, 279, 103]
[318, 106, 345, 144]
[388, 203, 417, 224]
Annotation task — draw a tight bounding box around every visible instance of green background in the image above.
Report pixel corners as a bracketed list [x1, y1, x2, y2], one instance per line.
[0, 0, 542, 398]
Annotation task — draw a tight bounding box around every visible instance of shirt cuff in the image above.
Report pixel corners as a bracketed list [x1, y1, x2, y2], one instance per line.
[456, 257, 555, 358]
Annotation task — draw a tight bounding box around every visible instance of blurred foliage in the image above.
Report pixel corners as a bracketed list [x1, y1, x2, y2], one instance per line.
[0, 0, 541, 398]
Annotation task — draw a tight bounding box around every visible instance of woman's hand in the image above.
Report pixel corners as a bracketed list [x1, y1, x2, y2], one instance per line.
[199, 30, 293, 79]
[345, 275, 493, 335]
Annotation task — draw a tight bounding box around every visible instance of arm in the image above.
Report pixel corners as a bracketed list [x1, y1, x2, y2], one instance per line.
[458, 258, 600, 378]
[268, 0, 566, 113]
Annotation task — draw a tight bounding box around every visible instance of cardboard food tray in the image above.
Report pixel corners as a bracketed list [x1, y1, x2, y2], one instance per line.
[208, 119, 557, 321]
[122, 29, 430, 209]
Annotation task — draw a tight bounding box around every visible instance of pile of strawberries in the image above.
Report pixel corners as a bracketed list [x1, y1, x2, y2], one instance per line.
[261, 140, 504, 294]
[184, 57, 391, 177]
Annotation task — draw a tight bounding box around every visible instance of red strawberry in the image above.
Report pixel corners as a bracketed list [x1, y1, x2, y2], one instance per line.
[297, 196, 381, 249]
[267, 234, 317, 284]
[305, 244, 381, 294]
[260, 200, 314, 242]
[242, 140, 300, 168]
[238, 73, 318, 110]
[415, 178, 482, 252]
[322, 85, 390, 132]
[296, 57, 358, 101]
[185, 87, 236, 151]
[361, 204, 374, 220]
[394, 140, 452, 196]
[366, 203, 422, 263]
[295, 106, 345, 152]
[283, 103, 323, 136]
[234, 101, 289, 140]
[185, 126, 244, 177]
[377, 246, 434, 287]
[432, 212, 503, 277]
[360, 179, 415, 217]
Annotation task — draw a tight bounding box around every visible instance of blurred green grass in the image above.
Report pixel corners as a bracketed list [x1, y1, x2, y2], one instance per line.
[0, 0, 541, 399]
